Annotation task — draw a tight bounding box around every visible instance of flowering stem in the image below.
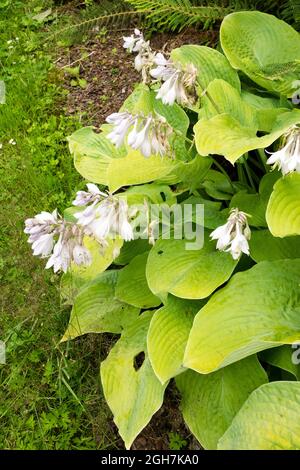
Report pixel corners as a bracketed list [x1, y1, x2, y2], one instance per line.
[257, 148, 268, 172]
[243, 156, 256, 190]
[196, 77, 220, 114]
[236, 162, 247, 184]
[212, 157, 234, 188]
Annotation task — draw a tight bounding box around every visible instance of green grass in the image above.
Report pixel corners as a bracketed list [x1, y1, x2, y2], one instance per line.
[0, 0, 119, 449]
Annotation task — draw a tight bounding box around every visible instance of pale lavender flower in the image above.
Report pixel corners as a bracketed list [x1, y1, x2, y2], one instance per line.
[210, 208, 251, 260]
[266, 126, 300, 175]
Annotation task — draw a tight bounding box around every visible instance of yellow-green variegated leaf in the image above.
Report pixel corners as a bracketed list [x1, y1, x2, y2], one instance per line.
[116, 252, 161, 308]
[107, 150, 180, 192]
[176, 356, 268, 449]
[68, 128, 210, 192]
[249, 230, 300, 262]
[229, 172, 281, 228]
[146, 231, 237, 301]
[114, 239, 150, 266]
[260, 346, 300, 380]
[266, 173, 300, 237]
[218, 382, 300, 449]
[198, 79, 257, 125]
[184, 260, 300, 374]
[100, 311, 167, 449]
[69, 127, 180, 191]
[147, 296, 203, 384]
[194, 79, 300, 163]
[61, 270, 139, 341]
[171, 45, 240, 95]
[124, 183, 177, 205]
[60, 237, 123, 304]
[220, 11, 300, 97]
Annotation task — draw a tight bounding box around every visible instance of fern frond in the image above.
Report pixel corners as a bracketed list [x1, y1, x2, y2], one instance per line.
[47, 10, 143, 43]
[125, 0, 244, 31]
[279, 0, 300, 24]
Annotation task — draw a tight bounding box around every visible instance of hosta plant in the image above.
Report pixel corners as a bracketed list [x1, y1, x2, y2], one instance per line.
[26, 12, 300, 449]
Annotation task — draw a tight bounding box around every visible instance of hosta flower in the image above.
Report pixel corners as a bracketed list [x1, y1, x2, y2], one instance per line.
[25, 210, 59, 257]
[123, 29, 155, 82]
[150, 55, 198, 106]
[75, 193, 134, 242]
[106, 111, 172, 158]
[210, 208, 251, 260]
[72, 183, 106, 206]
[106, 111, 135, 148]
[266, 126, 300, 175]
[123, 28, 145, 53]
[25, 210, 92, 273]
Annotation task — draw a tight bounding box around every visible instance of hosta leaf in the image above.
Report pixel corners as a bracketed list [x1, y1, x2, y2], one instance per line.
[182, 195, 227, 230]
[218, 382, 300, 449]
[69, 128, 210, 192]
[176, 356, 268, 449]
[260, 346, 300, 380]
[116, 252, 161, 308]
[61, 270, 139, 341]
[201, 169, 234, 201]
[184, 260, 300, 374]
[147, 296, 202, 384]
[124, 183, 177, 205]
[220, 11, 300, 97]
[107, 151, 180, 192]
[171, 45, 240, 95]
[198, 79, 257, 125]
[100, 311, 167, 449]
[146, 231, 237, 301]
[60, 237, 123, 304]
[194, 80, 300, 163]
[266, 173, 300, 237]
[230, 192, 266, 227]
[249, 230, 300, 262]
[114, 239, 150, 266]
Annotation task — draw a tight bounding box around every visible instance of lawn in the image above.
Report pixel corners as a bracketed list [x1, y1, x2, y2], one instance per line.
[0, 0, 201, 450]
[0, 0, 120, 450]
[3, 0, 299, 452]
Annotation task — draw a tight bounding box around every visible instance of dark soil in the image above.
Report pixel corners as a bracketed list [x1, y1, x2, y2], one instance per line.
[56, 26, 216, 451]
[57, 28, 218, 127]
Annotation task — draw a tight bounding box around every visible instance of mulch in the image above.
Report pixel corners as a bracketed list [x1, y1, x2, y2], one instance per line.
[56, 27, 218, 127]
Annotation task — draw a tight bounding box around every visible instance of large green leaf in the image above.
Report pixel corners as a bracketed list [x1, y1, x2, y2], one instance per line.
[171, 45, 240, 95]
[116, 252, 161, 308]
[194, 79, 300, 163]
[218, 382, 300, 449]
[176, 356, 267, 449]
[146, 231, 237, 301]
[230, 192, 267, 227]
[249, 230, 300, 262]
[220, 11, 300, 97]
[124, 183, 176, 205]
[266, 173, 300, 237]
[100, 311, 167, 449]
[260, 346, 300, 380]
[60, 237, 122, 304]
[184, 260, 300, 374]
[198, 79, 257, 125]
[69, 130, 210, 193]
[61, 270, 139, 341]
[201, 169, 235, 201]
[114, 239, 150, 266]
[147, 296, 202, 384]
